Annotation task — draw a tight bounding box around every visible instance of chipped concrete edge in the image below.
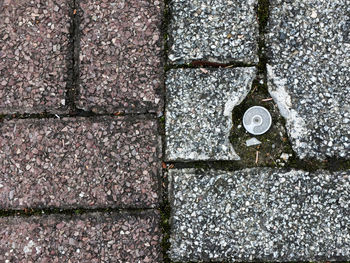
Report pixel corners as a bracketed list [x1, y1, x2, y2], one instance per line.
[165, 67, 257, 162]
[224, 67, 257, 161]
[267, 64, 308, 159]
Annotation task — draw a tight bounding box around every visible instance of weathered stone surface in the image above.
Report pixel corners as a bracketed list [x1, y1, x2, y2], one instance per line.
[165, 68, 256, 161]
[169, 168, 350, 262]
[77, 0, 163, 113]
[168, 0, 259, 64]
[0, 0, 71, 114]
[267, 0, 350, 160]
[0, 117, 160, 209]
[0, 211, 162, 262]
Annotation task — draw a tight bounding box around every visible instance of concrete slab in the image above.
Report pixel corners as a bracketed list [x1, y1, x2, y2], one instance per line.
[267, 0, 350, 160]
[169, 168, 350, 262]
[165, 68, 256, 161]
[168, 0, 259, 64]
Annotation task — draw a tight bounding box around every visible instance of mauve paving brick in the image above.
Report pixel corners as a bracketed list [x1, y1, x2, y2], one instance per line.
[77, 0, 164, 113]
[0, 0, 72, 114]
[0, 117, 160, 209]
[0, 211, 162, 262]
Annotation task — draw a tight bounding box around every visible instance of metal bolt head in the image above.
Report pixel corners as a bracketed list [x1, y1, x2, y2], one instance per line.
[243, 106, 272, 135]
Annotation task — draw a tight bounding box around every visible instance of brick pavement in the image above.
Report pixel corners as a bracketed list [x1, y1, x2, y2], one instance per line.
[0, 117, 160, 209]
[0, 0, 163, 261]
[77, 0, 164, 113]
[0, 211, 161, 262]
[0, 0, 72, 114]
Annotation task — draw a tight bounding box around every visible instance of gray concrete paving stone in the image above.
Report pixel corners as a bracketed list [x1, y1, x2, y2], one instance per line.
[0, 0, 72, 114]
[0, 211, 162, 262]
[169, 168, 350, 262]
[0, 117, 160, 209]
[267, 0, 350, 160]
[77, 0, 164, 113]
[168, 0, 259, 64]
[166, 67, 256, 161]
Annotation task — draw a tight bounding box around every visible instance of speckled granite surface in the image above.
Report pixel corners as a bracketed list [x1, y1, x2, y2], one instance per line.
[0, 0, 72, 114]
[77, 0, 164, 113]
[267, 0, 350, 160]
[169, 168, 350, 262]
[0, 117, 160, 209]
[165, 67, 256, 161]
[0, 211, 162, 262]
[168, 0, 259, 64]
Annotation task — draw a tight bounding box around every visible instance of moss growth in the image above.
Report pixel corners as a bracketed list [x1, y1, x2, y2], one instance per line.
[0, 207, 146, 218]
[257, 0, 270, 77]
[160, 162, 172, 262]
[159, 115, 166, 136]
[257, 0, 270, 33]
[160, 200, 171, 263]
[166, 161, 243, 172]
[162, 0, 171, 64]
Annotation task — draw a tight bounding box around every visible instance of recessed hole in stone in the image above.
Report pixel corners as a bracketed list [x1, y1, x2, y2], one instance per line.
[229, 84, 294, 167]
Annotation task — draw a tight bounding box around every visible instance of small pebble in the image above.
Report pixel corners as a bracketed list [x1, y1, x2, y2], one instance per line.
[246, 137, 261, 147]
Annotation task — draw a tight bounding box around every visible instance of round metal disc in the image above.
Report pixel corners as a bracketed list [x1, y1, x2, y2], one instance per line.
[243, 106, 272, 135]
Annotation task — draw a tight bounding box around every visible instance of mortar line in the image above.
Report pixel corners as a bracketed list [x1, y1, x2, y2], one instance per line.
[0, 207, 157, 218]
[0, 112, 159, 122]
[160, 0, 172, 262]
[163, 159, 350, 172]
[165, 61, 257, 71]
[67, 0, 79, 112]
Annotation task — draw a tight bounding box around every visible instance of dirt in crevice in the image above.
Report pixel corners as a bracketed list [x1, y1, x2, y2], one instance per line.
[229, 80, 294, 168]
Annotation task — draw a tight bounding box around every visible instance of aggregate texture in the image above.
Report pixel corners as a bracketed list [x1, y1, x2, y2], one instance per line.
[168, 0, 259, 64]
[0, 0, 71, 114]
[267, 0, 350, 160]
[0, 117, 160, 209]
[0, 211, 162, 262]
[77, 0, 164, 114]
[165, 68, 256, 161]
[169, 168, 350, 262]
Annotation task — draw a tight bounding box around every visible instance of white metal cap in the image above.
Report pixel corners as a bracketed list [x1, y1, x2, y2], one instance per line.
[243, 106, 272, 135]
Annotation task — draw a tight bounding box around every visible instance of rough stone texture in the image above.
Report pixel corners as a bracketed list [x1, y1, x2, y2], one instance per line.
[0, 117, 160, 209]
[169, 168, 350, 262]
[77, 0, 163, 114]
[267, 0, 350, 160]
[0, 0, 71, 114]
[0, 211, 162, 262]
[168, 0, 259, 64]
[165, 68, 256, 161]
